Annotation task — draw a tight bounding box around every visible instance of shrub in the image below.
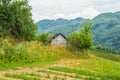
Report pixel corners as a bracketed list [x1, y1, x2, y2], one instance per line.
[0, 39, 35, 63]
[35, 33, 52, 45]
[4, 45, 36, 63]
[68, 21, 93, 49]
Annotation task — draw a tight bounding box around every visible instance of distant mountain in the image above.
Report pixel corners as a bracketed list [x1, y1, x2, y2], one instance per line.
[92, 11, 120, 53]
[36, 11, 120, 53]
[36, 17, 85, 35]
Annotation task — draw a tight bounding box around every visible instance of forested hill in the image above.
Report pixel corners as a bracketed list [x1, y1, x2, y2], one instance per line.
[36, 17, 85, 35]
[36, 11, 120, 53]
[92, 11, 120, 53]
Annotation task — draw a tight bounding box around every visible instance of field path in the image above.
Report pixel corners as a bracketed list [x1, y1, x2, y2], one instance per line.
[0, 59, 92, 80]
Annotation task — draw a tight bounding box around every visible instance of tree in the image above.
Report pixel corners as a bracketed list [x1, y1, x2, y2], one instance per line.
[0, 0, 37, 40]
[68, 21, 93, 49]
[35, 33, 52, 45]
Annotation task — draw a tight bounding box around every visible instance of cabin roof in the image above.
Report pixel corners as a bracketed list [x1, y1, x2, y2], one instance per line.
[49, 33, 66, 43]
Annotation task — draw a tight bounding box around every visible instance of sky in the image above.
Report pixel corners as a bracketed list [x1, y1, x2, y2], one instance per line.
[29, 0, 120, 22]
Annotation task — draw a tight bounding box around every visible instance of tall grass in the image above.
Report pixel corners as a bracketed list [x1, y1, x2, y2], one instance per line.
[0, 38, 91, 70]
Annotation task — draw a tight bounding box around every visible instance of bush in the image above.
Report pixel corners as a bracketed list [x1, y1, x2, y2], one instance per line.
[4, 46, 35, 63]
[35, 33, 52, 45]
[2, 46, 33, 63]
[0, 38, 35, 63]
[68, 21, 93, 49]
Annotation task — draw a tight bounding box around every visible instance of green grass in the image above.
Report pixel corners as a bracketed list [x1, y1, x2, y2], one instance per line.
[0, 63, 20, 71]
[61, 77, 66, 80]
[38, 69, 82, 79]
[0, 78, 5, 80]
[0, 41, 90, 70]
[91, 50, 120, 62]
[49, 67, 98, 77]
[0, 60, 56, 71]
[72, 52, 120, 80]
[49, 66, 120, 80]
[53, 75, 58, 80]
[0, 42, 63, 70]
[1, 38, 120, 80]
[74, 59, 120, 74]
[85, 77, 97, 80]
[4, 73, 41, 80]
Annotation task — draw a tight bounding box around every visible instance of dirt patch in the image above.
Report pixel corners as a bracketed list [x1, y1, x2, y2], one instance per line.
[51, 59, 92, 68]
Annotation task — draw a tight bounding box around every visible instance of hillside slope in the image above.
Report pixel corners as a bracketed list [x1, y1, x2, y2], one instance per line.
[36, 11, 120, 53]
[92, 12, 120, 52]
[36, 17, 85, 35]
[0, 49, 120, 80]
[0, 39, 120, 80]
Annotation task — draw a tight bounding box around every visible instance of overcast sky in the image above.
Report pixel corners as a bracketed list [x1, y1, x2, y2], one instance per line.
[29, 0, 120, 22]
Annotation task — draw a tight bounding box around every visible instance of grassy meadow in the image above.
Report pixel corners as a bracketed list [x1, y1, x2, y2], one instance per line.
[0, 38, 120, 80]
[1, 0, 120, 80]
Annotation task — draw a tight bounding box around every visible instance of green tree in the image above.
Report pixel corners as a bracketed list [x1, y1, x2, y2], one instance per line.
[0, 0, 37, 40]
[35, 33, 52, 45]
[68, 21, 93, 49]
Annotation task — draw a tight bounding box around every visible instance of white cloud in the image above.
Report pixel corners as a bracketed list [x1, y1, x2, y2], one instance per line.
[53, 13, 66, 19]
[81, 6, 99, 19]
[52, 13, 82, 20]
[32, 12, 40, 22]
[29, 0, 120, 22]
[32, 12, 52, 22]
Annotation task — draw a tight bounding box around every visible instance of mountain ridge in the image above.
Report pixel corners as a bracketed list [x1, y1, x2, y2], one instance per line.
[36, 11, 120, 53]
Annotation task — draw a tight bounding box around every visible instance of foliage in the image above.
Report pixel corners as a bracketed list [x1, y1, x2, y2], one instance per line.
[35, 33, 52, 45]
[36, 18, 84, 35]
[0, 0, 37, 40]
[0, 38, 35, 63]
[68, 21, 93, 49]
[36, 18, 84, 33]
[92, 12, 120, 53]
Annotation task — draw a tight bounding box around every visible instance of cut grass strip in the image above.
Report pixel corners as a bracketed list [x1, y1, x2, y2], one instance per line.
[85, 77, 97, 80]
[53, 75, 58, 80]
[49, 66, 98, 77]
[26, 73, 42, 77]
[49, 66, 120, 80]
[38, 69, 89, 79]
[4, 73, 41, 80]
[26, 73, 53, 79]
